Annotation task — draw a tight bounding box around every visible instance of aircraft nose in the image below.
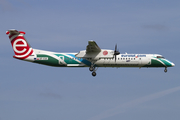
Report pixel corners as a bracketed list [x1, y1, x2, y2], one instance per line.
[172, 63, 175, 67]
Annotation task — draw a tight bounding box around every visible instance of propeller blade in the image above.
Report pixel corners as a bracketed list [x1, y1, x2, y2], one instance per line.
[114, 44, 120, 62]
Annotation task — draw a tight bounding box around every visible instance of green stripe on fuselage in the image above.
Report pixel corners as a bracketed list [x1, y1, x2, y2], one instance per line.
[34, 54, 81, 67]
[158, 59, 172, 67]
[34, 54, 64, 67]
[55, 54, 80, 64]
[143, 59, 165, 67]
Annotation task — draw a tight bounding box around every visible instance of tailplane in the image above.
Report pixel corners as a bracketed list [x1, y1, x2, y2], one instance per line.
[6, 29, 35, 60]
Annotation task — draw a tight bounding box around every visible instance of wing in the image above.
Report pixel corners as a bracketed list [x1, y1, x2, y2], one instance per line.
[76, 40, 114, 59]
[86, 40, 101, 53]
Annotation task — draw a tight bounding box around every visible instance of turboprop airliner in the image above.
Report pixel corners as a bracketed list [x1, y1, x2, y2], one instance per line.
[6, 29, 175, 76]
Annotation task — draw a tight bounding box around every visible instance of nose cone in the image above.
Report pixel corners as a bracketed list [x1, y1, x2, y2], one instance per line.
[172, 63, 175, 67]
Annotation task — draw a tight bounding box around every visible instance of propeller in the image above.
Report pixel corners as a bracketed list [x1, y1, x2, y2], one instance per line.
[114, 44, 120, 62]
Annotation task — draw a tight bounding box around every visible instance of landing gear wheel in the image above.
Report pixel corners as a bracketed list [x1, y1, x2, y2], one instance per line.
[89, 67, 94, 71]
[92, 72, 96, 77]
[164, 68, 167, 73]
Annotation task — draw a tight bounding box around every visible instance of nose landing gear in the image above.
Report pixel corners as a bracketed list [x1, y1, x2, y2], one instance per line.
[164, 67, 167, 73]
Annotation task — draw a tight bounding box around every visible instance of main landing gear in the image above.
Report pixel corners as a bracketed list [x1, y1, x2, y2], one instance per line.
[91, 68, 98, 77]
[89, 64, 98, 77]
[164, 67, 167, 73]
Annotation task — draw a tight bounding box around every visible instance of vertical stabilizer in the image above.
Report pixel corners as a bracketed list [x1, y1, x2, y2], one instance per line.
[6, 29, 36, 61]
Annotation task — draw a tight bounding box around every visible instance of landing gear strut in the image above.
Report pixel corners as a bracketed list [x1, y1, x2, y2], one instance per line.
[164, 67, 167, 73]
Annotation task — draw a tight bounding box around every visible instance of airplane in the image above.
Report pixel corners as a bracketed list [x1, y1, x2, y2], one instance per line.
[6, 29, 175, 77]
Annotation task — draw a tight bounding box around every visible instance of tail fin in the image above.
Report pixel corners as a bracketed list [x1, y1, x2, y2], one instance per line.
[6, 29, 35, 60]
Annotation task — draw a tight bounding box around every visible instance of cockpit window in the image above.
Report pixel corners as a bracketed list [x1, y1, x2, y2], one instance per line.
[157, 56, 165, 59]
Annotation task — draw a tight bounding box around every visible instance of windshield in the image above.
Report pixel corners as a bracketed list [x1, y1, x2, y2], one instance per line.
[157, 56, 165, 59]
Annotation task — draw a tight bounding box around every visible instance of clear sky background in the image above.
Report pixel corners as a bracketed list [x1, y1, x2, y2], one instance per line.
[0, 0, 180, 120]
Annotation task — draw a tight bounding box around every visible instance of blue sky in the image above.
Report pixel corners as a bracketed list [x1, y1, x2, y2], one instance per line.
[0, 0, 180, 120]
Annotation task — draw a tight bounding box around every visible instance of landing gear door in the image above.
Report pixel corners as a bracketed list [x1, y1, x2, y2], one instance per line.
[59, 56, 67, 65]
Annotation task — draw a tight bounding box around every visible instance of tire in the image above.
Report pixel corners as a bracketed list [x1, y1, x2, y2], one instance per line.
[89, 67, 94, 71]
[92, 72, 96, 76]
